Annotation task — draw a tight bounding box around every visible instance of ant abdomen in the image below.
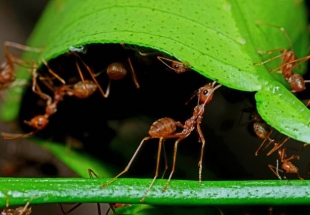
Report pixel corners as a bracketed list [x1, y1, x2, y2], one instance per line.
[148, 117, 177, 138]
[107, 62, 127, 80]
[288, 73, 306, 92]
[253, 122, 271, 140]
[72, 80, 98, 98]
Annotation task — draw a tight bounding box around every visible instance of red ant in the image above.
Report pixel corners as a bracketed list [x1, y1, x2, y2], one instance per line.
[0, 41, 41, 89]
[253, 22, 310, 92]
[241, 108, 275, 156]
[101, 80, 221, 202]
[1, 57, 99, 140]
[157, 56, 192, 74]
[268, 139, 303, 180]
[71, 48, 140, 98]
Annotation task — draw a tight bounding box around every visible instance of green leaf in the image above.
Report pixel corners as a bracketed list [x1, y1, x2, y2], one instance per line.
[1, 0, 310, 143]
[34, 138, 114, 178]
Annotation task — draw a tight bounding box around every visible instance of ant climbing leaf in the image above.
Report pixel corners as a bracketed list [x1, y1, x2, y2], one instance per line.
[1, 1, 310, 142]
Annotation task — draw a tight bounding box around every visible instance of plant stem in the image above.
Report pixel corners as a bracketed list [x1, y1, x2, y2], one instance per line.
[0, 178, 309, 207]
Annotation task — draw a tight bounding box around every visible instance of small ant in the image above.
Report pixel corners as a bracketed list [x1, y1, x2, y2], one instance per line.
[241, 108, 274, 156]
[101, 80, 221, 202]
[253, 22, 310, 92]
[157, 56, 192, 74]
[0, 41, 41, 89]
[268, 139, 303, 180]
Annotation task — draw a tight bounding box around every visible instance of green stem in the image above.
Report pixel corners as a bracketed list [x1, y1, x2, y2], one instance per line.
[1, 178, 309, 207]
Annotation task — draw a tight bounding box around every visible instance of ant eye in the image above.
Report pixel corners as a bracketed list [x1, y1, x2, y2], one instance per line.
[203, 90, 208, 95]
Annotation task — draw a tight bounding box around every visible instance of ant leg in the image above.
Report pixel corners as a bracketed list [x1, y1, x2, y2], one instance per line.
[74, 54, 109, 98]
[267, 137, 290, 156]
[30, 66, 52, 105]
[127, 57, 140, 88]
[88, 168, 100, 178]
[161, 140, 169, 179]
[268, 164, 283, 180]
[101, 136, 151, 188]
[284, 56, 310, 71]
[87, 169, 102, 215]
[162, 136, 185, 192]
[59, 203, 83, 215]
[140, 137, 163, 202]
[4, 41, 42, 53]
[254, 128, 274, 156]
[41, 59, 65, 84]
[1, 131, 37, 140]
[196, 116, 205, 183]
[253, 51, 286, 67]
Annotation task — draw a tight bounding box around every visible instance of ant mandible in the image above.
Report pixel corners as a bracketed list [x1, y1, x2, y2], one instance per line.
[253, 22, 310, 92]
[101, 80, 222, 202]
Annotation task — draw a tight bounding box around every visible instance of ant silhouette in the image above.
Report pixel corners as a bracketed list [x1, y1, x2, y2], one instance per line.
[100, 80, 222, 202]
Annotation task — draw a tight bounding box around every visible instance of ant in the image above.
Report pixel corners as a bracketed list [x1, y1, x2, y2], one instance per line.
[71, 47, 140, 98]
[123, 44, 191, 74]
[157, 56, 192, 74]
[253, 22, 310, 92]
[268, 139, 303, 180]
[100, 80, 222, 202]
[1, 57, 99, 140]
[0, 41, 41, 89]
[241, 108, 275, 156]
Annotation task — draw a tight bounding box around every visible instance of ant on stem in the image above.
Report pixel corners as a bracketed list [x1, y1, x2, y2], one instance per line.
[253, 21, 310, 92]
[100, 80, 221, 202]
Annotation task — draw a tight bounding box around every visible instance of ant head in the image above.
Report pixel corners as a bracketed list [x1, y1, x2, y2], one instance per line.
[198, 80, 221, 104]
[24, 115, 49, 130]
